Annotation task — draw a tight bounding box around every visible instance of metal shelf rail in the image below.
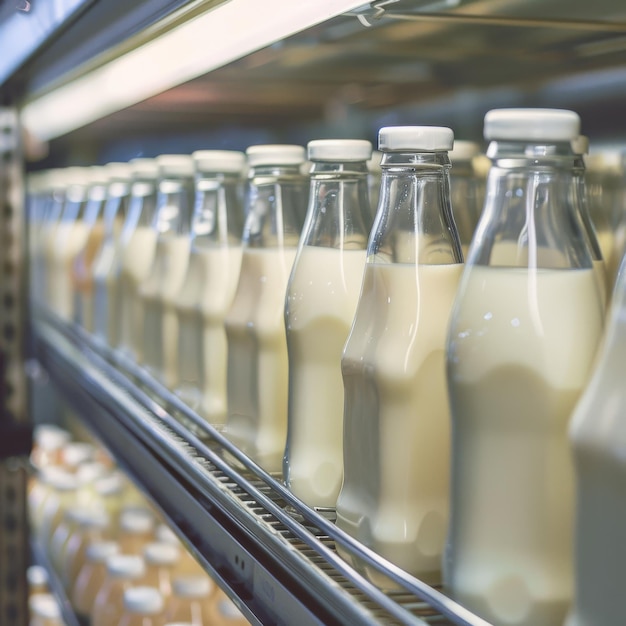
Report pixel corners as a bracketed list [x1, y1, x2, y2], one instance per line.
[32, 308, 491, 626]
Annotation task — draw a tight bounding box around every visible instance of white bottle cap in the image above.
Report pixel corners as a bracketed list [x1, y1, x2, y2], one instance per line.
[155, 524, 180, 545]
[64, 166, 93, 187]
[34, 425, 71, 451]
[449, 140, 481, 163]
[378, 126, 454, 152]
[144, 542, 180, 566]
[106, 554, 146, 579]
[78, 509, 110, 529]
[156, 154, 195, 177]
[120, 511, 154, 535]
[27, 565, 48, 587]
[218, 597, 245, 619]
[571, 135, 589, 156]
[192, 150, 246, 173]
[105, 161, 133, 181]
[367, 150, 382, 173]
[60, 442, 95, 468]
[94, 472, 125, 496]
[47, 471, 79, 492]
[172, 576, 212, 598]
[123, 586, 164, 614]
[484, 108, 580, 142]
[130, 158, 159, 179]
[88, 166, 110, 186]
[307, 139, 372, 162]
[29, 593, 61, 619]
[246, 144, 305, 167]
[86, 541, 120, 563]
[75, 461, 109, 485]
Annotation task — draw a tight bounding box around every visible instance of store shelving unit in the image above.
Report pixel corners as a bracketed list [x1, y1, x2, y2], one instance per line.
[3, 1, 626, 624]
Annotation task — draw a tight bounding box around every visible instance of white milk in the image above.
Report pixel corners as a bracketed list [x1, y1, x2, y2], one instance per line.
[74, 219, 105, 332]
[566, 274, 626, 626]
[140, 235, 190, 386]
[446, 266, 603, 626]
[50, 221, 89, 320]
[118, 226, 158, 361]
[225, 247, 297, 473]
[176, 245, 242, 424]
[336, 262, 462, 586]
[284, 246, 366, 508]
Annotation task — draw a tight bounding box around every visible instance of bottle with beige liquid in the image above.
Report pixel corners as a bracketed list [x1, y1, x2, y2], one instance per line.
[72, 540, 120, 620]
[175, 150, 245, 424]
[572, 135, 608, 309]
[140, 155, 195, 386]
[449, 140, 482, 258]
[71, 165, 109, 329]
[224, 145, 307, 473]
[49, 167, 91, 320]
[283, 139, 371, 510]
[166, 575, 214, 624]
[117, 158, 160, 360]
[445, 108, 605, 626]
[336, 126, 463, 588]
[142, 542, 180, 600]
[566, 253, 626, 626]
[91, 162, 133, 343]
[91, 554, 147, 626]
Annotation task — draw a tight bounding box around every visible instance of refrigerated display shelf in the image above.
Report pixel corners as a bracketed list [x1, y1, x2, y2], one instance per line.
[31, 308, 491, 626]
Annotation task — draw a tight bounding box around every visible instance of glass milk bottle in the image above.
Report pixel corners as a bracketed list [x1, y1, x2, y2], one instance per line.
[336, 126, 463, 587]
[566, 254, 626, 626]
[118, 158, 160, 361]
[49, 167, 91, 320]
[224, 145, 307, 473]
[142, 542, 180, 599]
[72, 540, 120, 620]
[283, 139, 371, 509]
[449, 140, 482, 257]
[366, 149, 382, 228]
[445, 109, 605, 626]
[91, 162, 133, 344]
[140, 155, 195, 386]
[71, 165, 109, 329]
[175, 150, 245, 423]
[118, 509, 155, 554]
[28, 594, 63, 626]
[571, 135, 609, 309]
[92, 554, 147, 626]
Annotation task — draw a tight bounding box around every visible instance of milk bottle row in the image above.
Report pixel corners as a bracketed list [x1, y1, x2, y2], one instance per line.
[29, 423, 250, 626]
[26, 109, 626, 626]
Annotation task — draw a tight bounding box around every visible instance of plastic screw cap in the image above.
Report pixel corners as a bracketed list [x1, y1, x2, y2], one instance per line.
[156, 154, 195, 177]
[307, 139, 372, 162]
[484, 108, 580, 142]
[60, 442, 95, 468]
[120, 510, 154, 534]
[192, 150, 246, 173]
[105, 161, 133, 181]
[378, 126, 454, 152]
[106, 554, 146, 579]
[246, 144, 306, 167]
[123, 586, 164, 614]
[27, 565, 48, 587]
[571, 135, 590, 156]
[86, 541, 120, 563]
[94, 472, 125, 496]
[130, 158, 159, 178]
[449, 140, 481, 163]
[172, 576, 212, 598]
[34, 425, 71, 450]
[144, 542, 180, 566]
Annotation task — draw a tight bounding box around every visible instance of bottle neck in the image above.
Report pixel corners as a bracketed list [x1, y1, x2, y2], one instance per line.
[192, 171, 243, 246]
[102, 180, 131, 237]
[125, 178, 158, 235]
[299, 160, 369, 249]
[371, 151, 462, 264]
[470, 139, 592, 269]
[153, 175, 195, 238]
[243, 164, 306, 248]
